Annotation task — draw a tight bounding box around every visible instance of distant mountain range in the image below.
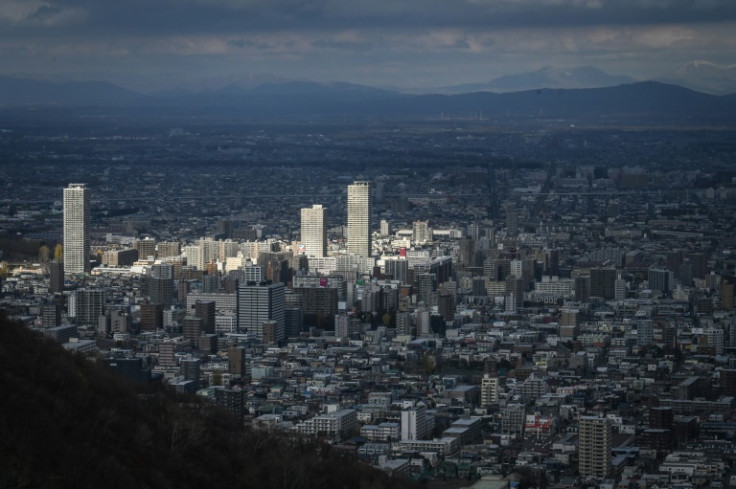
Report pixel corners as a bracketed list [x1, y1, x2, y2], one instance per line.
[656, 60, 736, 95]
[0, 75, 141, 106]
[438, 66, 635, 94]
[1, 66, 736, 124]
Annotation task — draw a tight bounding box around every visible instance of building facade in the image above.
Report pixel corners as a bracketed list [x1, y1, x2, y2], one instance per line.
[347, 181, 372, 257]
[578, 416, 613, 479]
[236, 282, 285, 342]
[63, 183, 90, 275]
[300, 204, 327, 258]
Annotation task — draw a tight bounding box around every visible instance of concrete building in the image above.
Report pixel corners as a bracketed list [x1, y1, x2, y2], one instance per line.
[295, 409, 358, 441]
[63, 183, 90, 275]
[300, 204, 327, 258]
[347, 181, 372, 257]
[72, 289, 105, 326]
[401, 405, 435, 441]
[578, 416, 613, 479]
[236, 281, 285, 343]
[145, 263, 174, 307]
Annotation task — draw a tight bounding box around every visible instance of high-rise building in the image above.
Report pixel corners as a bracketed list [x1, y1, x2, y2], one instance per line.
[648, 267, 673, 293]
[49, 261, 64, 293]
[578, 416, 612, 479]
[614, 273, 627, 301]
[194, 300, 216, 335]
[505, 202, 518, 237]
[41, 304, 61, 328]
[412, 220, 431, 244]
[300, 204, 327, 258]
[481, 374, 500, 407]
[145, 264, 174, 307]
[63, 183, 90, 275]
[236, 282, 285, 342]
[72, 289, 105, 326]
[590, 268, 616, 300]
[134, 238, 157, 261]
[401, 406, 434, 441]
[347, 181, 372, 257]
[182, 316, 203, 346]
[228, 346, 247, 377]
[293, 285, 338, 329]
[416, 273, 437, 307]
[139, 303, 163, 331]
[385, 258, 409, 284]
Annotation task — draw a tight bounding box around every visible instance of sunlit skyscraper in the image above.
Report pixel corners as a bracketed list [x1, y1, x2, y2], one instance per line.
[347, 181, 371, 257]
[300, 204, 327, 258]
[63, 183, 90, 275]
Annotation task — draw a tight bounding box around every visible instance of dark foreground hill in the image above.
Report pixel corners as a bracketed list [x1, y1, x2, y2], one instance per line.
[0, 314, 413, 489]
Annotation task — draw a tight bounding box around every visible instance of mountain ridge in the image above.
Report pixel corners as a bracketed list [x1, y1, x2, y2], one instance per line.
[0, 75, 735, 124]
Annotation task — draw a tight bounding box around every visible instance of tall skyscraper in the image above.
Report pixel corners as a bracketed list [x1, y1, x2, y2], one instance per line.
[578, 416, 612, 479]
[63, 183, 90, 275]
[300, 204, 327, 258]
[347, 181, 372, 257]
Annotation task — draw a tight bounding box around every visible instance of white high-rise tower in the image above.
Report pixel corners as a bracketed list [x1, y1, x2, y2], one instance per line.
[63, 183, 90, 275]
[300, 204, 327, 258]
[347, 181, 372, 257]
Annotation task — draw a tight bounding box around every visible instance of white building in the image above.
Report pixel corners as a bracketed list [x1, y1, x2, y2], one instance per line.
[300, 204, 327, 258]
[347, 181, 372, 258]
[294, 408, 358, 441]
[401, 405, 435, 441]
[63, 183, 90, 275]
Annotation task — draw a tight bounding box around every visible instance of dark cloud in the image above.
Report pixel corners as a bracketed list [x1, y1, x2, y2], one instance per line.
[4, 0, 736, 38]
[0, 0, 735, 90]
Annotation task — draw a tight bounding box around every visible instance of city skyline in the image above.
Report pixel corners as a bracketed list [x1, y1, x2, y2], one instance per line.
[1, 1, 735, 92]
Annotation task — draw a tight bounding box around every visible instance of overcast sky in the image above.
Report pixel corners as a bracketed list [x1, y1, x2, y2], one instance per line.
[1, 0, 735, 92]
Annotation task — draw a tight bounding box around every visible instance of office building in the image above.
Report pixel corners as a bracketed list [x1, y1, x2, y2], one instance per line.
[649, 267, 674, 293]
[578, 416, 612, 479]
[182, 316, 203, 346]
[481, 374, 500, 407]
[505, 202, 518, 236]
[134, 238, 157, 261]
[228, 346, 247, 377]
[590, 268, 616, 300]
[139, 303, 163, 331]
[237, 282, 285, 342]
[416, 273, 437, 307]
[412, 220, 431, 243]
[72, 289, 105, 326]
[300, 204, 327, 258]
[284, 307, 303, 338]
[63, 183, 90, 275]
[347, 181, 372, 257]
[401, 406, 434, 441]
[293, 285, 338, 329]
[385, 258, 409, 284]
[194, 300, 216, 335]
[41, 304, 62, 328]
[145, 263, 174, 307]
[49, 261, 64, 293]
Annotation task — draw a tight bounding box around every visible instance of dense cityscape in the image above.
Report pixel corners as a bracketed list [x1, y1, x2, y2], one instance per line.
[3, 117, 736, 488]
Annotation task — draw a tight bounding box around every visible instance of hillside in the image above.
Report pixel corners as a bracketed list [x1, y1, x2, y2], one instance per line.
[0, 314, 412, 489]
